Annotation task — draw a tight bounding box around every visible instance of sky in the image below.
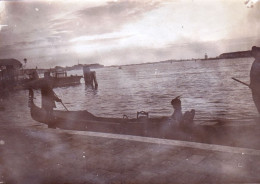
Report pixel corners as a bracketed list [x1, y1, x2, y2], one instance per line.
[0, 0, 260, 68]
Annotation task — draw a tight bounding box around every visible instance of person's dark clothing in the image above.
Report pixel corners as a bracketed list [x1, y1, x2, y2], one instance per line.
[41, 84, 59, 110]
[41, 80, 60, 127]
[250, 58, 260, 114]
[171, 107, 183, 126]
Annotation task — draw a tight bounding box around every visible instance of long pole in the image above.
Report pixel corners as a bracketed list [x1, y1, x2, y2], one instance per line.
[54, 92, 69, 111]
[231, 77, 250, 87]
[60, 101, 69, 111]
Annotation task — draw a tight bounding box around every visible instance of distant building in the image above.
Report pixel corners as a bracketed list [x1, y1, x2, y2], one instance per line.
[65, 63, 104, 71]
[219, 51, 252, 59]
[205, 53, 208, 60]
[0, 59, 23, 90]
[54, 66, 64, 70]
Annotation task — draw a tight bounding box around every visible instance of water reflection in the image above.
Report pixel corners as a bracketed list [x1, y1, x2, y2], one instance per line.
[85, 85, 98, 95]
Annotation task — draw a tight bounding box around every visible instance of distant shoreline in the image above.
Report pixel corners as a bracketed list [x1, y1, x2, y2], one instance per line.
[20, 50, 253, 71]
[108, 55, 253, 68]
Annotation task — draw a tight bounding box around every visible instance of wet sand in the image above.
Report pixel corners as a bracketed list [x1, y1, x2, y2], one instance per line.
[1, 124, 260, 184]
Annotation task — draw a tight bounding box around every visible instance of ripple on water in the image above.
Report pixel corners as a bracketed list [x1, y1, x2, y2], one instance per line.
[0, 58, 258, 125]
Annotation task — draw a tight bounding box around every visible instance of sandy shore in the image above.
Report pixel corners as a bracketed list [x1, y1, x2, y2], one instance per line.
[0, 124, 260, 184]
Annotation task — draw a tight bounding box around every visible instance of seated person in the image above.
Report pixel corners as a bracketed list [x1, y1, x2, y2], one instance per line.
[170, 96, 195, 127]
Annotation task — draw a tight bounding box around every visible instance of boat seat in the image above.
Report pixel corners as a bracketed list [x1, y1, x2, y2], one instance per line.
[137, 111, 149, 119]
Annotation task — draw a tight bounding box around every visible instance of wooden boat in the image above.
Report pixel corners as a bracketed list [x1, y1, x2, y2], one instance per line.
[17, 70, 82, 90]
[29, 89, 170, 136]
[50, 70, 82, 87]
[28, 89, 260, 149]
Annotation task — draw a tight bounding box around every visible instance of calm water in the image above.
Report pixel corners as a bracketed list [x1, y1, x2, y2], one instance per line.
[0, 58, 258, 126]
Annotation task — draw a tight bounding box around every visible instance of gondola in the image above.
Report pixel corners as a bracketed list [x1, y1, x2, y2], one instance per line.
[28, 89, 169, 136]
[28, 89, 260, 149]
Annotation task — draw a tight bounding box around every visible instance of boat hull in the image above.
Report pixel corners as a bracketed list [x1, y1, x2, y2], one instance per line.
[52, 76, 82, 87]
[31, 102, 147, 135]
[17, 76, 82, 90]
[28, 89, 260, 149]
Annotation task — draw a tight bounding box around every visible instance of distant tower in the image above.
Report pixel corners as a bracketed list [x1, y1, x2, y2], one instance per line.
[205, 53, 208, 60]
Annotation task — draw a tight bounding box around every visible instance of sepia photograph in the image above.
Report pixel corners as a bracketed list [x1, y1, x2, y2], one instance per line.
[0, 0, 260, 183]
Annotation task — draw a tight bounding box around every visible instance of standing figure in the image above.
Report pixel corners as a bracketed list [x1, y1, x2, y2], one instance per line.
[171, 96, 183, 125]
[41, 72, 61, 127]
[250, 46, 260, 114]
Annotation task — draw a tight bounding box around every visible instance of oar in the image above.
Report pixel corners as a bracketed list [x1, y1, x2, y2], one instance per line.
[60, 101, 69, 111]
[54, 92, 69, 111]
[231, 77, 250, 87]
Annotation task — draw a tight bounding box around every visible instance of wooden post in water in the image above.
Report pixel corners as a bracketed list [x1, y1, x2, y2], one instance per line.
[83, 66, 98, 89]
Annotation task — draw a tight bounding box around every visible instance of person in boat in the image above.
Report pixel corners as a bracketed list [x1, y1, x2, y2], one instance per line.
[170, 96, 195, 127]
[170, 96, 183, 125]
[250, 46, 260, 114]
[41, 72, 62, 127]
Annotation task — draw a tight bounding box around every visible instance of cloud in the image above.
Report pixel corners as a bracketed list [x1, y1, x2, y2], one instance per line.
[0, 0, 162, 54]
[245, 0, 260, 7]
[0, 1, 6, 25]
[49, 0, 161, 37]
[69, 31, 133, 43]
[76, 0, 159, 18]
[0, 1, 57, 46]
[0, 0, 259, 67]
[0, 24, 8, 31]
[246, 1, 260, 35]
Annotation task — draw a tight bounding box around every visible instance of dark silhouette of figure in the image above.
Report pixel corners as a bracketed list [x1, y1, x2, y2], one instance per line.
[171, 96, 183, 125]
[250, 46, 260, 114]
[41, 72, 61, 128]
[83, 66, 98, 89]
[170, 96, 195, 127]
[29, 70, 39, 80]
